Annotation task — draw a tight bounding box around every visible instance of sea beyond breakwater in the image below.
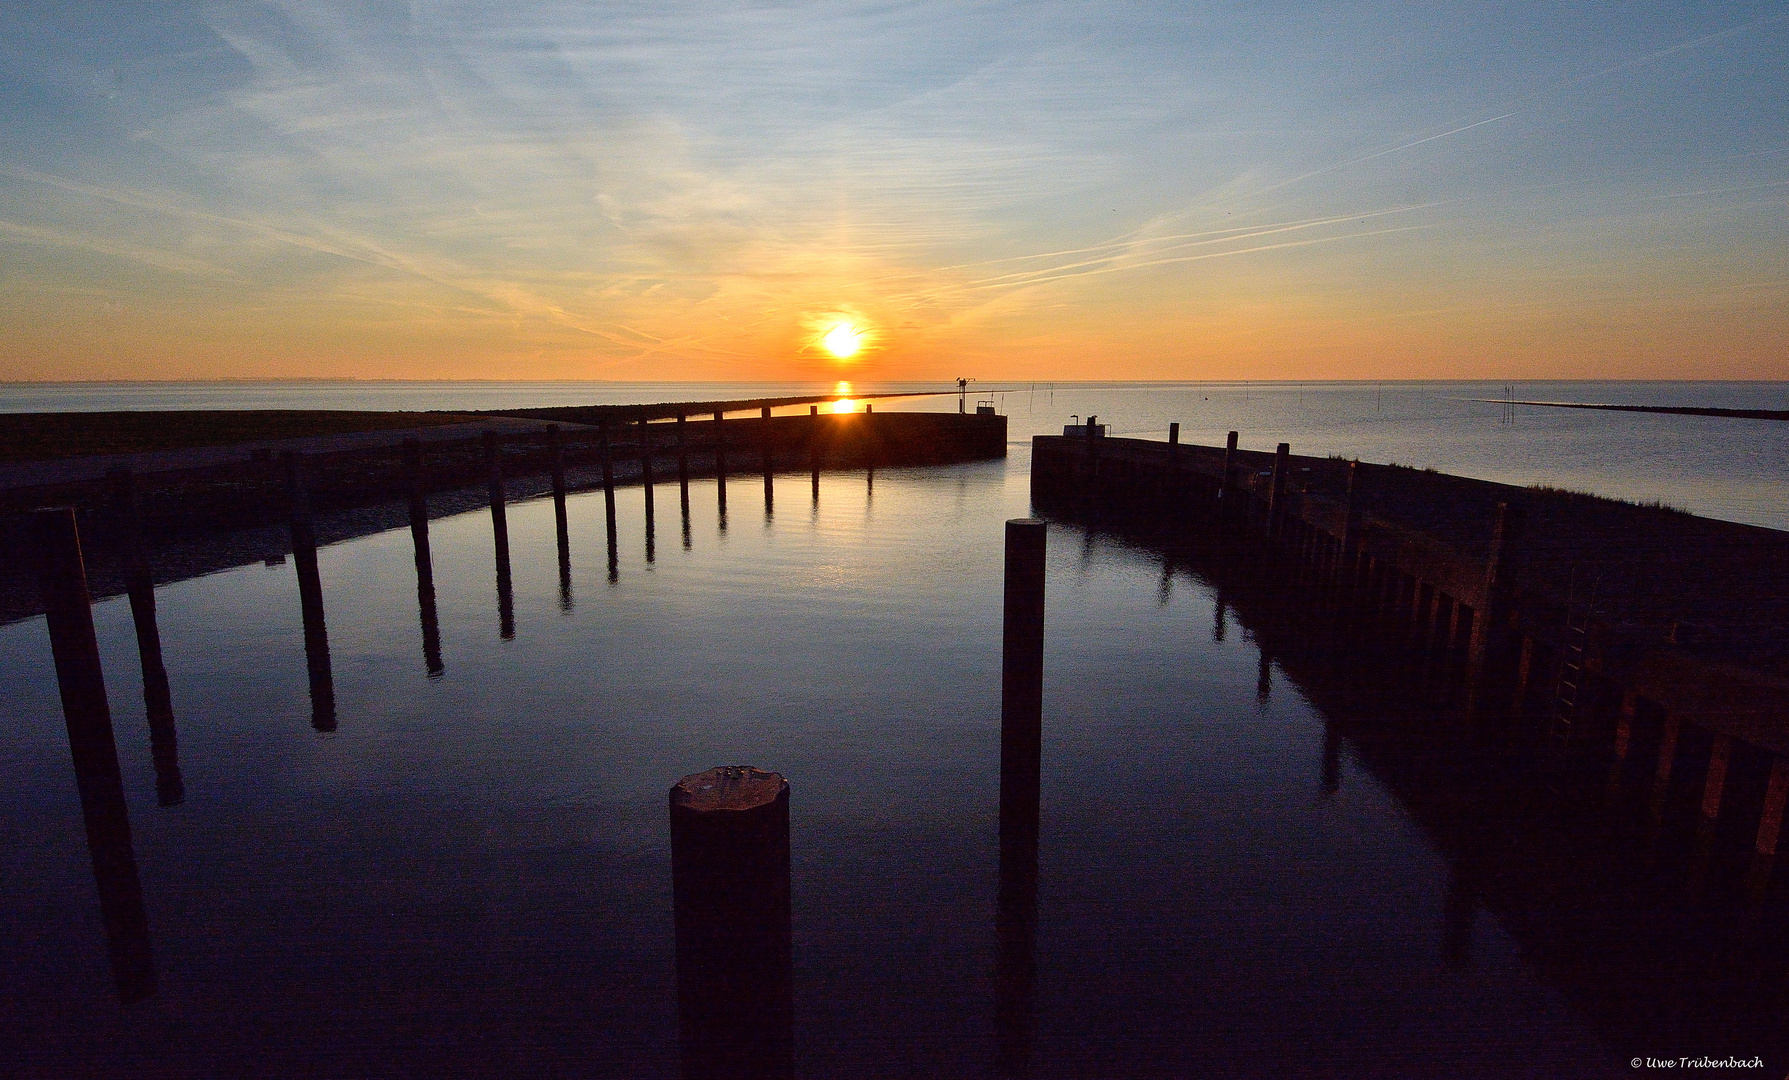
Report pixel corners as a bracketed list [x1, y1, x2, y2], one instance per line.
[4, 380, 1785, 529]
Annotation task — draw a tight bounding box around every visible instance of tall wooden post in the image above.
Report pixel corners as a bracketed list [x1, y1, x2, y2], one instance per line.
[484, 432, 514, 640]
[33, 507, 157, 1003]
[403, 439, 444, 676]
[105, 467, 183, 805]
[670, 767, 794, 1080]
[997, 519, 1045, 1079]
[281, 451, 336, 731]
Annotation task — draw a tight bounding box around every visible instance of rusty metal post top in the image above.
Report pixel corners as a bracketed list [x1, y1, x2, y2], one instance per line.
[671, 766, 787, 813]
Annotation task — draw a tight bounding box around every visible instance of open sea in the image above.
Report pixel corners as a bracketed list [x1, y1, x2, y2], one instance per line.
[2, 381, 1786, 1076]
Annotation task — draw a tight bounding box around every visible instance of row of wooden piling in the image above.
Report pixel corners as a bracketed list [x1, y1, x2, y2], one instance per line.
[28, 490, 1052, 1077]
[1034, 429, 1789, 880]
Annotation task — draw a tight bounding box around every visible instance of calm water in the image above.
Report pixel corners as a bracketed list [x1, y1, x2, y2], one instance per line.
[3, 382, 1786, 1075]
[4, 380, 1786, 528]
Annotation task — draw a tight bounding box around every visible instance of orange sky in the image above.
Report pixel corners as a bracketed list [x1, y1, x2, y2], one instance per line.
[2, 3, 1785, 383]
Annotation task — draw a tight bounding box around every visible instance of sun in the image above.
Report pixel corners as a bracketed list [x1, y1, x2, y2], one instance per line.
[820, 323, 862, 358]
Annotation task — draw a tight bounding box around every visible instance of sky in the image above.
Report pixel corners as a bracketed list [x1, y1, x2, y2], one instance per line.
[0, 1, 1785, 383]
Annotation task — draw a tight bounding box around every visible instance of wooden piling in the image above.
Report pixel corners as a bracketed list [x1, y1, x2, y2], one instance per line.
[105, 467, 184, 806]
[712, 411, 728, 522]
[281, 451, 336, 731]
[547, 427, 572, 612]
[32, 507, 157, 1003]
[484, 432, 514, 640]
[669, 766, 794, 1080]
[402, 439, 444, 676]
[809, 406, 821, 499]
[676, 412, 691, 488]
[1218, 430, 1239, 512]
[997, 519, 1045, 1077]
[600, 422, 619, 569]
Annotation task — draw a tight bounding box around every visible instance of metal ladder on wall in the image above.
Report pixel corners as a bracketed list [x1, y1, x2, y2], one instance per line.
[1549, 569, 1600, 742]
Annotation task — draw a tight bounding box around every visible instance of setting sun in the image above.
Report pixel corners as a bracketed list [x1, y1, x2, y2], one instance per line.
[821, 323, 862, 358]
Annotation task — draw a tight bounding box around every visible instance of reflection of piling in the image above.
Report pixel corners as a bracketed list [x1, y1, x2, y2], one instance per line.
[33, 508, 157, 1004]
[997, 518, 1045, 1080]
[106, 467, 184, 806]
[403, 439, 445, 675]
[669, 766, 794, 1080]
[484, 432, 514, 640]
[548, 427, 572, 612]
[281, 451, 336, 731]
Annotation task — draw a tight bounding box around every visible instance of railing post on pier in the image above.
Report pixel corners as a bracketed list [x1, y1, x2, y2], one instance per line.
[32, 507, 157, 1003]
[1266, 443, 1289, 539]
[403, 438, 444, 676]
[281, 451, 336, 731]
[669, 766, 794, 1079]
[105, 466, 184, 806]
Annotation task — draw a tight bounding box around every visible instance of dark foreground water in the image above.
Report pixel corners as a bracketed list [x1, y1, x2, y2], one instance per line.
[4, 384, 1787, 1076]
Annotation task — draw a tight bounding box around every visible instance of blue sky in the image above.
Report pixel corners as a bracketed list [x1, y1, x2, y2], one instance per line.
[1, 1, 1784, 380]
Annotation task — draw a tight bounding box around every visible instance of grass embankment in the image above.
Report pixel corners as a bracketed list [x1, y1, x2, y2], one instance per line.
[0, 410, 481, 465]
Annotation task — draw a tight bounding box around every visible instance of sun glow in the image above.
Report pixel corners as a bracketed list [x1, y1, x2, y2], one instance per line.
[820, 323, 862, 358]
